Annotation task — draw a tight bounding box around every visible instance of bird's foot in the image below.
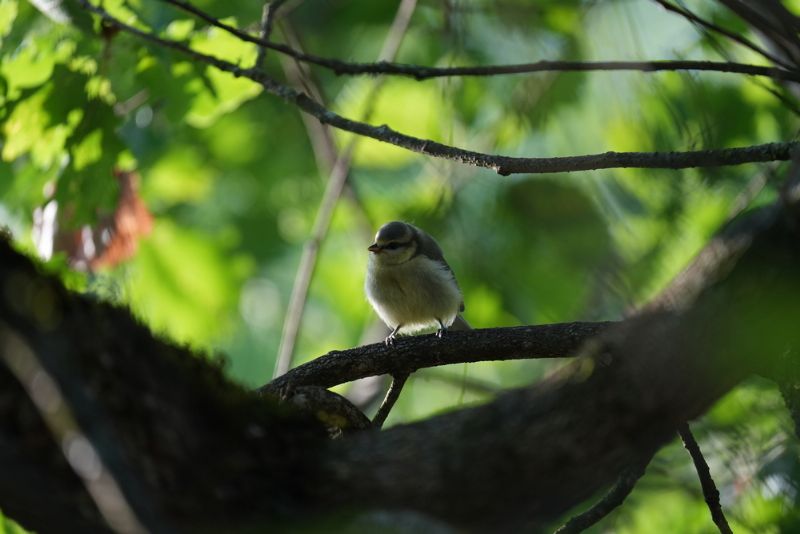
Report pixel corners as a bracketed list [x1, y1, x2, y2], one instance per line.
[385, 325, 402, 346]
[435, 319, 447, 338]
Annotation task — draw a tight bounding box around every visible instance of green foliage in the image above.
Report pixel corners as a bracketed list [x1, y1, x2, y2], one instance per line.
[0, 511, 28, 534]
[1, 0, 798, 532]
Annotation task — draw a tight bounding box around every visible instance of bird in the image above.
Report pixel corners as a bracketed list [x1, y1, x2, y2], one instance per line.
[365, 221, 469, 345]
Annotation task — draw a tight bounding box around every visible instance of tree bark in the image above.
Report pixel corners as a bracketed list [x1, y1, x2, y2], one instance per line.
[308, 203, 799, 529]
[0, 196, 797, 532]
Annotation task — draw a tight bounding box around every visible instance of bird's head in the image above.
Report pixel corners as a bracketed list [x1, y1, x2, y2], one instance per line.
[368, 221, 418, 265]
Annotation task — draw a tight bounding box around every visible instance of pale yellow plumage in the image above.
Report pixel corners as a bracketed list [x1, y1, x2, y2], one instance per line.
[365, 221, 468, 344]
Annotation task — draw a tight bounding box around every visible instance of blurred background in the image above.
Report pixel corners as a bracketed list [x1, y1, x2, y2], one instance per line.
[1, 0, 800, 531]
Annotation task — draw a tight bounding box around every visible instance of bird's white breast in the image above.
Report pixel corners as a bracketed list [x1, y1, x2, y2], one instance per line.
[365, 255, 462, 332]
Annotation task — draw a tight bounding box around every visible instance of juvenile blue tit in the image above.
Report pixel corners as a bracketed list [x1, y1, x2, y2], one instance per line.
[365, 221, 469, 345]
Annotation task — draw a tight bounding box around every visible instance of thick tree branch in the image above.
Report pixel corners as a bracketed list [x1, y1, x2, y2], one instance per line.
[260, 322, 614, 393]
[0, 238, 327, 533]
[80, 0, 800, 176]
[0, 325, 158, 533]
[0, 431, 106, 533]
[312, 204, 800, 529]
[281, 386, 371, 434]
[6, 5, 800, 529]
[1, 185, 799, 530]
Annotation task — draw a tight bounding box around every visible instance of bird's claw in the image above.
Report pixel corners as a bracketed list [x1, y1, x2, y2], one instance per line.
[384, 325, 402, 346]
[435, 319, 447, 339]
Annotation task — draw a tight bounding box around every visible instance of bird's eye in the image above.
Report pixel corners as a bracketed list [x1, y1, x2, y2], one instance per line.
[385, 242, 402, 250]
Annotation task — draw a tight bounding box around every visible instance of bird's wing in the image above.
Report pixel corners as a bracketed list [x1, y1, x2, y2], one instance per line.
[411, 226, 446, 262]
[411, 225, 465, 311]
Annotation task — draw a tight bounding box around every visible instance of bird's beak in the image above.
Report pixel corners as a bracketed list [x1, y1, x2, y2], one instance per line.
[368, 243, 381, 253]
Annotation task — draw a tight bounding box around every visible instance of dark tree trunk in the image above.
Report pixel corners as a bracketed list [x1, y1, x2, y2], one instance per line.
[0, 197, 798, 532]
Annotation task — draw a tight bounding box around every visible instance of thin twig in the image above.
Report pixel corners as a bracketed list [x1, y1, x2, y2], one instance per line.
[678, 423, 732, 534]
[553, 461, 649, 534]
[653, 0, 791, 69]
[424, 368, 500, 395]
[718, 0, 800, 68]
[80, 0, 800, 175]
[276, 20, 374, 232]
[727, 167, 773, 220]
[254, 0, 288, 69]
[656, 0, 800, 116]
[312, 59, 800, 83]
[656, 0, 800, 117]
[272, 0, 418, 378]
[164, 0, 800, 82]
[272, 150, 354, 378]
[372, 373, 409, 428]
[779, 380, 800, 441]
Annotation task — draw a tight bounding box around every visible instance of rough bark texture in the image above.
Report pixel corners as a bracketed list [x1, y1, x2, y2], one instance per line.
[0, 196, 798, 532]
[311, 205, 799, 530]
[0, 237, 327, 532]
[263, 321, 613, 393]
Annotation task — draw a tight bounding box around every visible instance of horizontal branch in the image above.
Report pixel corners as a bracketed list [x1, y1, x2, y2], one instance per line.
[164, 0, 800, 83]
[334, 59, 800, 83]
[81, 0, 800, 175]
[316, 203, 800, 529]
[260, 322, 614, 393]
[1, 175, 800, 531]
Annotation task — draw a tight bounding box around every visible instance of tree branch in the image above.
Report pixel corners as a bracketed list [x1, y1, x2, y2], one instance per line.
[0, 325, 158, 533]
[281, 385, 371, 434]
[273, 0, 417, 378]
[322, 59, 800, 83]
[313, 202, 800, 528]
[253, 0, 288, 69]
[5, 4, 800, 530]
[2, 182, 800, 530]
[261, 322, 614, 394]
[371, 373, 409, 429]
[719, 0, 800, 69]
[654, 1, 800, 116]
[553, 460, 649, 534]
[678, 423, 732, 534]
[0, 237, 328, 533]
[78, 0, 800, 175]
[164, 0, 800, 83]
[653, 0, 791, 69]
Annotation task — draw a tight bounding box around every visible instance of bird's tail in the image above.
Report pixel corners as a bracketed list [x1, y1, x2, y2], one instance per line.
[450, 315, 471, 331]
